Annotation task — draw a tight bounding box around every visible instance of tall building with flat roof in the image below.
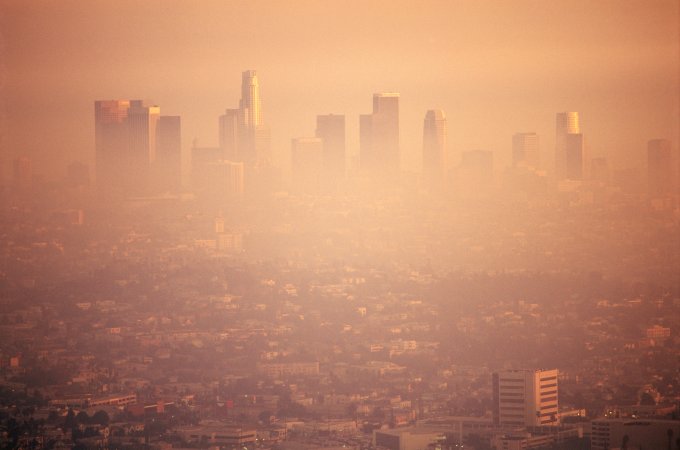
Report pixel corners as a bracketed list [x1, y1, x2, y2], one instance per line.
[360, 93, 399, 175]
[591, 418, 679, 450]
[423, 109, 447, 188]
[492, 369, 559, 428]
[218, 109, 239, 161]
[95, 99, 177, 196]
[564, 133, 584, 180]
[512, 132, 539, 170]
[555, 112, 580, 180]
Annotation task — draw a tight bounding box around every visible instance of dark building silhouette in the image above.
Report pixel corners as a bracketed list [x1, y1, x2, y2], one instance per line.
[95, 100, 180, 196]
[422, 109, 447, 189]
[218, 70, 271, 166]
[555, 112, 580, 180]
[360, 93, 400, 176]
[564, 133, 584, 180]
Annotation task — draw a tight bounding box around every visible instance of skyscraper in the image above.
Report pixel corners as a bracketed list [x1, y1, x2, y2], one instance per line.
[422, 109, 447, 187]
[492, 369, 559, 428]
[95, 100, 171, 196]
[360, 93, 400, 175]
[236, 70, 270, 165]
[564, 133, 584, 180]
[315, 114, 346, 188]
[216, 70, 271, 197]
[95, 100, 133, 193]
[512, 132, 539, 170]
[218, 109, 239, 161]
[555, 112, 580, 180]
[647, 139, 673, 197]
[239, 70, 262, 128]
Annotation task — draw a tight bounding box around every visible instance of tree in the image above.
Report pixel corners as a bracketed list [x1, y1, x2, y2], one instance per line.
[668, 429, 674, 450]
[91, 410, 109, 426]
[639, 392, 656, 406]
[621, 434, 629, 450]
[64, 409, 77, 429]
[75, 410, 90, 424]
[258, 410, 273, 424]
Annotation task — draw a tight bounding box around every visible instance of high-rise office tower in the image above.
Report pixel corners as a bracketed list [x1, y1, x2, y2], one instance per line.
[647, 139, 673, 197]
[291, 137, 323, 194]
[359, 114, 373, 168]
[315, 114, 346, 187]
[492, 369, 559, 427]
[217, 70, 271, 183]
[155, 116, 182, 192]
[564, 133, 584, 180]
[240, 70, 262, 128]
[360, 93, 400, 175]
[555, 112, 580, 180]
[236, 70, 270, 165]
[422, 109, 447, 187]
[512, 132, 539, 170]
[219, 109, 239, 161]
[95, 100, 133, 193]
[95, 100, 172, 196]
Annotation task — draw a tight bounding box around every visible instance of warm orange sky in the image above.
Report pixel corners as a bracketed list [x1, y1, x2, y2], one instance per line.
[1, 0, 678, 180]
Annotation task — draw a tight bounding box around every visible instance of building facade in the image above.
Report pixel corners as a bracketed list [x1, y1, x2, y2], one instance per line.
[360, 93, 400, 175]
[422, 109, 447, 188]
[555, 112, 580, 180]
[492, 369, 559, 428]
[95, 100, 179, 196]
[512, 132, 539, 170]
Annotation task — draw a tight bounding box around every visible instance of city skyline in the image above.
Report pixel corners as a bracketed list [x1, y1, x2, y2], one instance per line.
[0, 3, 679, 447]
[1, 1, 677, 181]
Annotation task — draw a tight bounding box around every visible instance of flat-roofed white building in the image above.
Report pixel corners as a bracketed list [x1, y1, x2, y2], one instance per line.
[492, 369, 559, 427]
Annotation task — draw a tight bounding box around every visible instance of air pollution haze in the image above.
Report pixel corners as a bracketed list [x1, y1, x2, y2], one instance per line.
[0, 1, 679, 450]
[1, 1, 678, 176]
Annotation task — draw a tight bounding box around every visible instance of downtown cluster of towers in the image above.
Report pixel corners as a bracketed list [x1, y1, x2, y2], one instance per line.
[91, 70, 676, 201]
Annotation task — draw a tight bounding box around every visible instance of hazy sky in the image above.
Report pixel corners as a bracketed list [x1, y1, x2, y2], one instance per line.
[1, 0, 678, 180]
